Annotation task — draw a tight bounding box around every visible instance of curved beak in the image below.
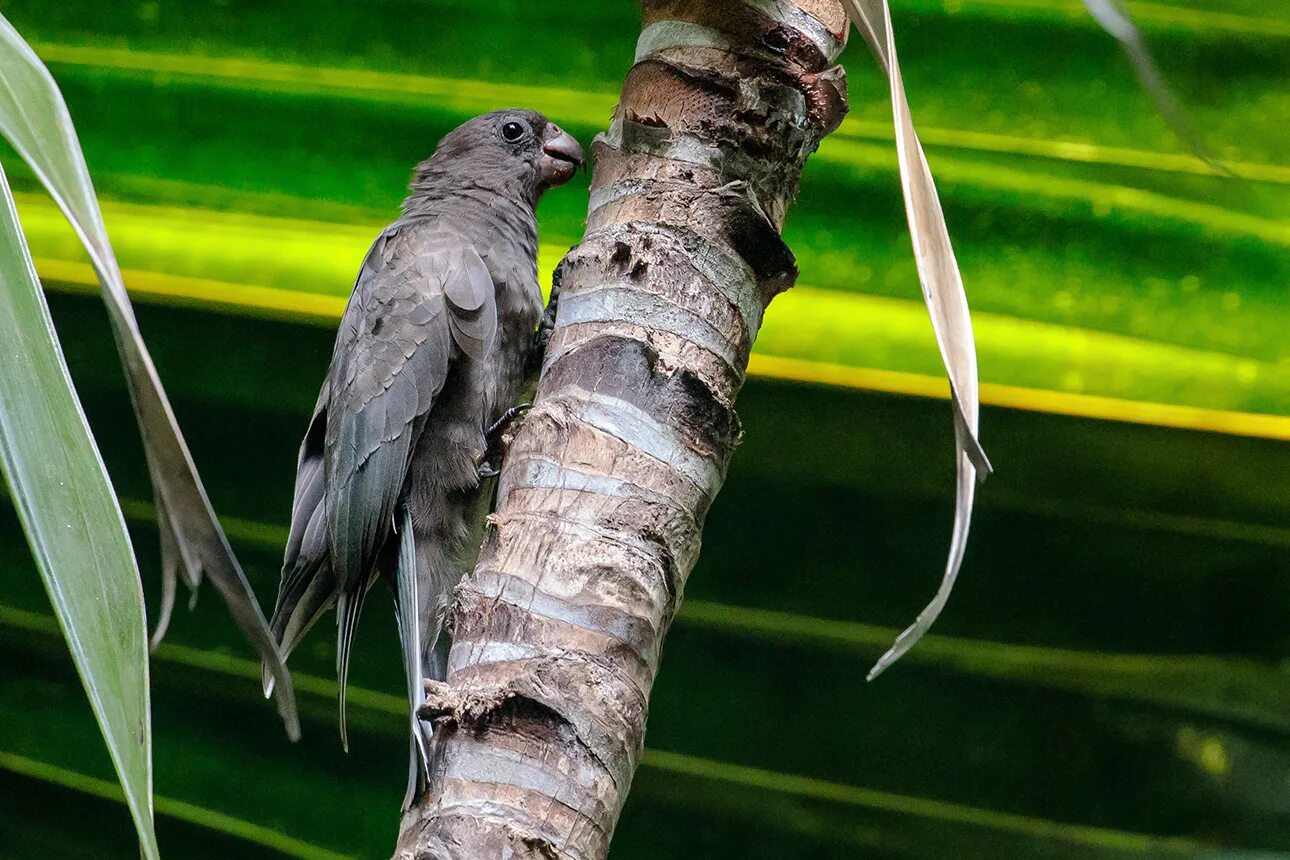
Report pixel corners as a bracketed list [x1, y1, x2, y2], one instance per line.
[538, 124, 584, 188]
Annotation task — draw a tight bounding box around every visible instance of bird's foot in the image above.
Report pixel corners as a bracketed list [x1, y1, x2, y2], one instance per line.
[476, 403, 531, 479]
[525, 267, 562, 377]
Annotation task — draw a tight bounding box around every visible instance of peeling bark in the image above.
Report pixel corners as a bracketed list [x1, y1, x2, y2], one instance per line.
[396, 2, 848, 857]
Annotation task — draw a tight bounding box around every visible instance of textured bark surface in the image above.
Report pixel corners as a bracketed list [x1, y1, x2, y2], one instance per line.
[395, 2, 848, 857]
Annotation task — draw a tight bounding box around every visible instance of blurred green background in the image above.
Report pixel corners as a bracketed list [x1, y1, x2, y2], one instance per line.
[1, 0, 1288, 857]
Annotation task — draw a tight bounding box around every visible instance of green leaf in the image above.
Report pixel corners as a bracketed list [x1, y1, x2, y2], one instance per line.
[6, 593, 1285, 859]
[0, 753, 355, 860]
[6, 28, 1287, 419]
[0, 163, 158, 859]
[0, 12, 298, 738]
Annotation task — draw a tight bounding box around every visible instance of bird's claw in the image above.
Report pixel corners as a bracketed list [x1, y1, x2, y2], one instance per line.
[476, 403, 531, 480]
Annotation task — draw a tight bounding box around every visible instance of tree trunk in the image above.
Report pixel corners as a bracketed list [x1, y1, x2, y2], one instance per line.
[395, 2, 848, 856]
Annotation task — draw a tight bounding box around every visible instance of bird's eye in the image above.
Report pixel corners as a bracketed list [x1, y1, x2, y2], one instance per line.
[501, 121, 526, 143]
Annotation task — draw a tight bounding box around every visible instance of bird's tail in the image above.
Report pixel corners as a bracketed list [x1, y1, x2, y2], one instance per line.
[262, 560, 332, 698]
[394, 505, 432, 810]
[335, 577, 372, 754]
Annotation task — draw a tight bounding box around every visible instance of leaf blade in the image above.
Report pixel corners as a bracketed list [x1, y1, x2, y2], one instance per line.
[0, 12, 298, 738]
[1081, 0, 1230, 175]
[0, 162, 159, 860]
[844, 0, 990, 680]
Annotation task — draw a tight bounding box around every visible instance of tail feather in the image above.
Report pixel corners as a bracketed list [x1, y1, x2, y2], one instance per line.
[395, 506, 431, 810]
[262, 568, 332, 698]
[335, 581, 371, 753]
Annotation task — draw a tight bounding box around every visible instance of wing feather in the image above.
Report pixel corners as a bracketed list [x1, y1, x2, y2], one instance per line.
[443, 247, 498, 358]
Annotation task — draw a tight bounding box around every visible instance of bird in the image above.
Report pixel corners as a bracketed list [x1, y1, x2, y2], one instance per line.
[262, 109, 583, 807]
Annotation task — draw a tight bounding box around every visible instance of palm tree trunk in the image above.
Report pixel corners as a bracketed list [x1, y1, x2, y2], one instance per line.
[396, 1, 848, 856]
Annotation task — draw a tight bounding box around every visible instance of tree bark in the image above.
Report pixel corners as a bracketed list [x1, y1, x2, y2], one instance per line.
[396, 2, 848, 856]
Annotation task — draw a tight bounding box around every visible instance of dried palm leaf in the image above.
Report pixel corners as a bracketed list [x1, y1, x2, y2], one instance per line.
[843, 0, 992, 680]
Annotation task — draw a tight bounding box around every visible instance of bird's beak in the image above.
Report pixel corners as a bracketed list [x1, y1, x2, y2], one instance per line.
[538, 125, 584, 188]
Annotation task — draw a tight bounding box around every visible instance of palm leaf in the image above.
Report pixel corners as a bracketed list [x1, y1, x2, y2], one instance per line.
[0, 753, 355, 860]
[0, 12, 298, 738]
[1081, 0, 1229, 174]
[0, 162, 158, 860]
[843, 0, 990, 679]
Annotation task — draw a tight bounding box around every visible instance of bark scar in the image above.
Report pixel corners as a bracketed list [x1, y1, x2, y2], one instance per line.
[420, 676, 623, 795]
[418, 679, 511, 726]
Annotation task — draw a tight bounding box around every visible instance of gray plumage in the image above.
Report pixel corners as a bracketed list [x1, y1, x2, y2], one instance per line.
[264, 110, 583, 807]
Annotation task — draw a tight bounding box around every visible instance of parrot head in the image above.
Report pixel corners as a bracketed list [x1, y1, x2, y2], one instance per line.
[413, 109, 585, 204]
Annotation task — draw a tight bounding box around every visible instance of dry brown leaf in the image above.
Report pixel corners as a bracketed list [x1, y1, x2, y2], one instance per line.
[843, 0, 991, 680]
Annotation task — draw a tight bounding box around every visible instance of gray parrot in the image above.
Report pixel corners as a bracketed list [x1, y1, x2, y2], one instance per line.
[263, 109, 583, 806]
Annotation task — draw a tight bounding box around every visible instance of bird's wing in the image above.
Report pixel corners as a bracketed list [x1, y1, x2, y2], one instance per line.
[263, 381, 333, 699]
[283, 381, 330, 575]
[322, 223, 497, 746]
